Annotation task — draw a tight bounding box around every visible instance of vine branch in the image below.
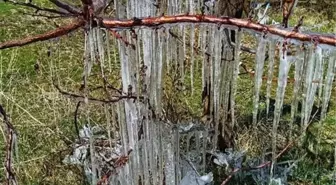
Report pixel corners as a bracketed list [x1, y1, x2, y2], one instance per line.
[1, 14, 336, 50]
[102, 15, 336, 46]
[0, 104, 18, 185]
[0, 19, 84, 49]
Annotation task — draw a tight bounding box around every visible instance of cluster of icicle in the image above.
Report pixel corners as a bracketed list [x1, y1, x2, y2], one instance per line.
[64, 1, 336, 185]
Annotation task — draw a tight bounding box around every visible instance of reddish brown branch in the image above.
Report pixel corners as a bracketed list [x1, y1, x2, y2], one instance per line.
[0, 19, 84, 50]
[282, 0, 298, 28]
[109, 29, 136, 49]
[102, 15, 336, 46]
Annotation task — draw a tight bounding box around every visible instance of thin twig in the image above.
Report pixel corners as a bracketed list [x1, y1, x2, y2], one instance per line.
[49, 0, 82, 15]
[4, 0, 68, 15]
[0, 104, 18, 185]
[109, 29, 136, 49]
[0, 19, 84, 49]
[53, 81, 143, 104]
[18, 10, 74, 19]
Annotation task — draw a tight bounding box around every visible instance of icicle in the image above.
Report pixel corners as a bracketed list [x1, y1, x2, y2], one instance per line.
[230, 29, 242, 127]
[289, 46, 305, 138]
[180, 25, 186, 81]
[165, 141, 176, 185]
[252, 36, 267, 125]
[156, 30, 164, 115]
[270, 42, 292, 178]
[89, 132, 97, 185]
[104, 28, 112, 73]
[202, 129, 208, 173]
[220, 28, 232, 142]
[201, 25, 208, 90]
[158, 123, 164, 185]
[166, 29, 171, 72]
[321, 52, 336, 120]
[266, 40, 276, 117]
[175, 125, 181, 183]
[190, 25, 195, 94]
[212, 25, 222, 150]
[317, 56, 325, 108]
[143, 118, 151, 185]
[189, 0, 194, 13]
[303, 46, 322, 127]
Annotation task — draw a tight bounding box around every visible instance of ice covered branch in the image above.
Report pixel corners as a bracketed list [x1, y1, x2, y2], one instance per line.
[0, 19, 84, 50]
[102, 15, 336, 46]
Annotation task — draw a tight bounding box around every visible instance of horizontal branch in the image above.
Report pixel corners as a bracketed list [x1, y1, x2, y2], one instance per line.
[102, 14, 336, 47]
[53, 81, 143, 104]
[5, 0, 67, 15]
[49, 0, 82, 15]
[0, 19, 84, 50]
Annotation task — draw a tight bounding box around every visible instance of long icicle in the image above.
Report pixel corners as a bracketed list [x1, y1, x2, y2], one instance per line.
[289, 46, 305, 139]
[266, 40, 276, 118]
[321, 52, 336, 120]
[253, 36, 267, 125]
[270, 41, 292, 179]
[190, 25, 195, 95]
[230, 29, 242, 127]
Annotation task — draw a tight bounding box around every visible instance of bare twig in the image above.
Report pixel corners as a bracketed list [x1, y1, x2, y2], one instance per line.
[282, 0, 299, 28]
[0, 104, 18, 185]
[49, 0, 82, 15]
[293, 16, 304, 32]
[4, 0, 68, 15]
[53, 81, 143, 104]
[0, 19, 84, 49]
[109, 29, 136, 49]
[18, 10, 74, 19]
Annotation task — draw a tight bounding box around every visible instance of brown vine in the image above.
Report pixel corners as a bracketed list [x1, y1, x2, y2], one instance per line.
[0, 1, 335, 50]
[0, 104, 18, 185]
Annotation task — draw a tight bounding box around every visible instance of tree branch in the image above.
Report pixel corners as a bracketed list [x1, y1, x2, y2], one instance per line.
[49, 0, 82, 15]
[101, 15, 336, 46]
[0, 19, 84, 49]
[282, 0, 299, 28]
[4, 0, 68, 15]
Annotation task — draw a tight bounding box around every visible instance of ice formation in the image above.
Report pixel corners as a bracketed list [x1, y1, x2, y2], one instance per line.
[63, 1, 336, 185]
